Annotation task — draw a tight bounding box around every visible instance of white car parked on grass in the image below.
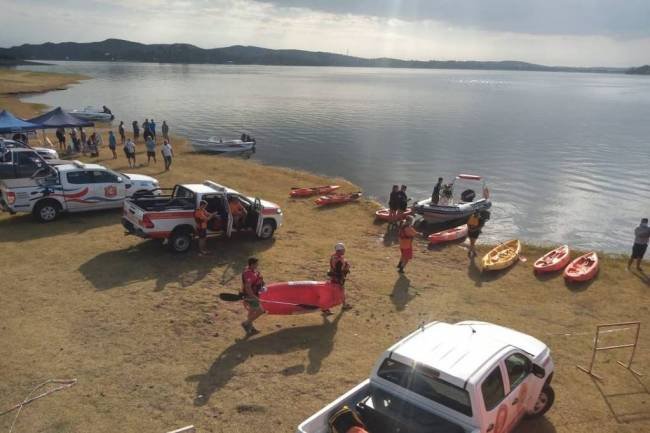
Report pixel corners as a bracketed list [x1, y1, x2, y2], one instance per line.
[0, 161, 160, 222]
[298, 321, 555, 433]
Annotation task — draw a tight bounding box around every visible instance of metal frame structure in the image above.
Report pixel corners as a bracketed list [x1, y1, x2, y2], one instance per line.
[577, 321, 643, 380]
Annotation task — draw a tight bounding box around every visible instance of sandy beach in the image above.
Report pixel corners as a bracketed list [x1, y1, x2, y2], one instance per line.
[0, 69, 649, 433]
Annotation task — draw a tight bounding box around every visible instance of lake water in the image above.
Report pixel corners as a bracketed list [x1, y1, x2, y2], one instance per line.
[20, 61, 650, 252]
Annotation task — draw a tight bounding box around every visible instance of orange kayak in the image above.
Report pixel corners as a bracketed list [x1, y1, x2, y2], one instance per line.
[375, 208, 413, 222]
[258, 281, 344, 315]
[428, 225, 468, 245]
[534, 245, 571, 273]
[564, 252, 598, 282]
[290, 185, 340, 198]
[315, 192, 362, 206]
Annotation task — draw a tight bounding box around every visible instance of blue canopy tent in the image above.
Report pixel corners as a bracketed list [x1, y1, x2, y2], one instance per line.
[0, 110, 41, 134]
[27, 107, 94, 128]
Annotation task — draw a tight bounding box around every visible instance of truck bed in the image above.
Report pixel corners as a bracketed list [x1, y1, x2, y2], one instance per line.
[127, 195, 194, 212]
[297, 381, 465, 433]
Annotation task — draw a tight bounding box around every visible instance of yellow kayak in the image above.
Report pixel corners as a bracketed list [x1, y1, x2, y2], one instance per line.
[481, 240, 521, 271]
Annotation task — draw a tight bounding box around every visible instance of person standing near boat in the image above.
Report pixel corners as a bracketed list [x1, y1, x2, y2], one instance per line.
[161, 139, 173, 171]
[108, 131, 117, 159]
[628, 218, 650, 270]
[388, 185, 399, 220]
[150, 119, 156, 138]
[132, 120, 140, 143]
[325, 243, 351, 315]
[467, 210, 484, 258]
[431, 177, 443, 205]
[145, 136, 157, 165]
[117, 121, 125, 144]
[396, 185, 409, 215]
[162, 121, 169, 140]
[142, 119, 151, 140]
[240, 257, 265, 336]
[397, 216, 418, 273]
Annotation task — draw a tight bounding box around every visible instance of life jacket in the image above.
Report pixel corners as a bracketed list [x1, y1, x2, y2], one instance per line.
[194, 208, 210, 229]
[330, 253, 349, 283]
[399, 226, 416, 249]
[241, 267, 263, 294]
[467, 214, 480, 231]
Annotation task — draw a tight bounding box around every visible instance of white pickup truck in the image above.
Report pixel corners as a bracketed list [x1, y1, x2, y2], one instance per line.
[122, 181, 283, 253]
[298, 321, 555, 433]
[0, 161, 160, 222]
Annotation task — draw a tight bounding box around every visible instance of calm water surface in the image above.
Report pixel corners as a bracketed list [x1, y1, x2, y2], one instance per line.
[20, 62, 650, 252]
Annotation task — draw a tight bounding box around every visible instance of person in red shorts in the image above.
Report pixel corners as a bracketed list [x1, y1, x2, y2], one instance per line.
[194, 200, 214, 255]
[398, 216, 418, 273]
[240, 257, 265, 336]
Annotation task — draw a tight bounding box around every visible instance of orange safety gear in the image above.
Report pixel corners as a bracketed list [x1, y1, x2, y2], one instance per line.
[398, 225, 417, 249]
[194, 208, 210, 230]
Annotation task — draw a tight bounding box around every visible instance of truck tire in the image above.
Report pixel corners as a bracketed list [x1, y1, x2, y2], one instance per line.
[169, 228, 193, 253]
[526, 385, 554, 418]
[257, 219, 276, 240]
[33, 200, 61, 223]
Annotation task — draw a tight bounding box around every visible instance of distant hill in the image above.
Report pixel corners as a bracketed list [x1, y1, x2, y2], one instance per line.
[626, 65, 650, 75]
[0, 39, 626, 74]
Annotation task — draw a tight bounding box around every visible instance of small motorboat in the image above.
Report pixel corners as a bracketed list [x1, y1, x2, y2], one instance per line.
[259, 281, 344, 315]
[68, 106, 114, 121]
[315, 192, 362, 206]
[290, 185, 340, 198]
[564, 252, 599, 282]
[374, 208, 413, 222]
[413, 174, 492, 223]
[534, 245, 571, 273]
[481, 239, 521, 271]
[192, 138, 255, 153]
[428, 224, 468, 245]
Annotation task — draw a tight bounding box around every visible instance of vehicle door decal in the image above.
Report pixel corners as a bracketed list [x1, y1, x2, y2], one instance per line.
[104, 185, 117, 198]
[494, 404, 508, 433]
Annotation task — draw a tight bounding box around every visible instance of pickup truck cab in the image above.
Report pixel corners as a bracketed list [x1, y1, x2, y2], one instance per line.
[0, 161, 160, 222]
[122, 180, 283, 253]
[0, 138, 59, 160]
[0, 147, 54, 180]
[298, 321, 555, 433]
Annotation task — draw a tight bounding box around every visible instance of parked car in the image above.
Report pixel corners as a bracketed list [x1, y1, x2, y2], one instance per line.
[0, 138, 59, 160]
[297, 321, 555, 433]
[122, 180, 283, 253]
[0, 161, 160, 222]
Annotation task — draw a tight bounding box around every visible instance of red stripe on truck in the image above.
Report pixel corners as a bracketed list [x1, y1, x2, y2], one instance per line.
[147, 211, 194, 220]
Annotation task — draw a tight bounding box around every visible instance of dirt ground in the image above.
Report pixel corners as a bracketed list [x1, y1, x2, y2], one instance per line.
[1, 74, 649, 433]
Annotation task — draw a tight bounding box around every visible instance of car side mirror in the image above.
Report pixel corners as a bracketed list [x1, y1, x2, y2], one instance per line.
[531, 364, 546, 378]
[117, 176, 124, 183]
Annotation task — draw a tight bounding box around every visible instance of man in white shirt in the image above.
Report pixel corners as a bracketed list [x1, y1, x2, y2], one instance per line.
[161, 139, 173, 171]
[124, 138, 136, 168]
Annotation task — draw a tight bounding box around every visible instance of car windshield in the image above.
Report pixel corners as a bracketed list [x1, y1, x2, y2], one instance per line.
[377, 358, 473, 417]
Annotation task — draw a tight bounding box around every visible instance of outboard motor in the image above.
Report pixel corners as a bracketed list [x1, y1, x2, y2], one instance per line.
[460, 189, 476, 202]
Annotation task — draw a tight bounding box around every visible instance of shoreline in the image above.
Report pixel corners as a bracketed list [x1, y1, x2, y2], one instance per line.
[1, 70, 649, 433]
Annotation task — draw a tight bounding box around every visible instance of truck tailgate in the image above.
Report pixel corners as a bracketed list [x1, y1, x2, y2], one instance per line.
[123, 200, 145, 226]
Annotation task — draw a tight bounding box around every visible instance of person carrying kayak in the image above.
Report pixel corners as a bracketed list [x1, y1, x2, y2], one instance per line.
[194, 200, 215, 255]
[241, 257, 265, 336]
[325, 243, 351, 314]
[397, 216, 418, 273]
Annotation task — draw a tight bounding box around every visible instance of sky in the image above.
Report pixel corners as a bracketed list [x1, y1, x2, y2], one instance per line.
[1, 0, 649, 67]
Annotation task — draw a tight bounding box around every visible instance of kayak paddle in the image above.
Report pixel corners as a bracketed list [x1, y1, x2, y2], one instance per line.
[218, 293, 320, 310]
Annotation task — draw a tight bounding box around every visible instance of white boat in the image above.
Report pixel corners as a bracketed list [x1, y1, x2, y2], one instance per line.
[413, 174, 492, 223]
[192, 138, 256, 153]
[69, 106, 114, 121]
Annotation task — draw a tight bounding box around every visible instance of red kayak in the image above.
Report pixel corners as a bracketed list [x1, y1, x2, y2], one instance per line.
[290, 185, 340, 198]
[534, 245, 571, 273]
[564, 252, 599, 282]
[315, 192, 362, 206]
[257, 281, 344, 315]
[428, 225, 468, 245]
[375, 208, 413, 222]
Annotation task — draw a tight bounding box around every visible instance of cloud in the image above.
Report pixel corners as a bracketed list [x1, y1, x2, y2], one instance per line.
[253, 0, 650, 37]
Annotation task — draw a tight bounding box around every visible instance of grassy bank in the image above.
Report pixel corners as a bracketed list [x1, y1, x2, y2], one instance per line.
[1, 73, 649, 433]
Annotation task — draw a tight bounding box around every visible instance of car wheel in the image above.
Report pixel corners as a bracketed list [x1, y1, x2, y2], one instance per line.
[257, 219, 276, 240]
[169, 230, 192, 253]
[34, 200, 60, 223]
[526, 386, 555, 418]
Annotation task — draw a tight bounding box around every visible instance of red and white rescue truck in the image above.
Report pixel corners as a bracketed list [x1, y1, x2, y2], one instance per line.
[298, 321, 555, 433]
[122, 180, 283, 253]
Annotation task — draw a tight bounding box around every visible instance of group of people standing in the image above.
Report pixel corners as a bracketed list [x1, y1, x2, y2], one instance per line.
[387, 185, 409, 221]
[111, 119, 173, 170]
[54, 127, 102, 157]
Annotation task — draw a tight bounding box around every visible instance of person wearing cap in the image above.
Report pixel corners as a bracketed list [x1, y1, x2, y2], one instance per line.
[194, 200, 215, 255]
[397, 217, 418, 273]
[326, 242, 351, 314]
[240, 257, 265, 336]
[628, 218, 650, 270]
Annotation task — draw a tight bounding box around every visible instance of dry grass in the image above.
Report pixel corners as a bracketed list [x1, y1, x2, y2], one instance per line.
[1, 74, 650, 433]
